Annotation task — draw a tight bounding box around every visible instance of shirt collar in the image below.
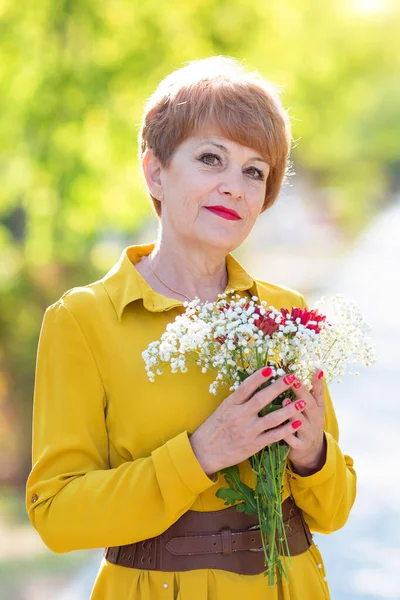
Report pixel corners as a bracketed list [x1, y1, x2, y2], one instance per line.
[102, 242, 258, 320]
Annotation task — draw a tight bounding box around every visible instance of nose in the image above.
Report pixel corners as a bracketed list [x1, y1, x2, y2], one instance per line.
[217, 165, 244, 200]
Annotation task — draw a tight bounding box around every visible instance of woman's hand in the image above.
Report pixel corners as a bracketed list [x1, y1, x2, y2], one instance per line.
[283, 370, 327, 476]
[189, 368, 307, 476]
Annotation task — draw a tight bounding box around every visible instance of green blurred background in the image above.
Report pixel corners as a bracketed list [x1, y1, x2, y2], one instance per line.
[1, 0, 399, 597]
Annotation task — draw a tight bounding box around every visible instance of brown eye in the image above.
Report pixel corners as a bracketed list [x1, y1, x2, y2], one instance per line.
[246, 166, 265, 181]
[199, 153, 221, 166]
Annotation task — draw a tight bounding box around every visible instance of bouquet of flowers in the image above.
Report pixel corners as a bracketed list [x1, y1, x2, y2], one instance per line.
[142, 293, 375, 585]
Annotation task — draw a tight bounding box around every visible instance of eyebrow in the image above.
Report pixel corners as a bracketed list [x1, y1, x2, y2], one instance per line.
[195, 140, 269, 164]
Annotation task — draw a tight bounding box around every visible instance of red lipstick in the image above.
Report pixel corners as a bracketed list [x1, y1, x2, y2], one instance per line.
[205, 205, 241, 221]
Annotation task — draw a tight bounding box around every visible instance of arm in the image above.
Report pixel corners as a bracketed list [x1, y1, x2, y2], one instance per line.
[26, 301, 218, 553]
[286, 380, 357, 534]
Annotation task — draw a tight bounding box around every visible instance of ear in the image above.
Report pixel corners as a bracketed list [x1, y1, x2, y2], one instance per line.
[141, 149, 164, 200]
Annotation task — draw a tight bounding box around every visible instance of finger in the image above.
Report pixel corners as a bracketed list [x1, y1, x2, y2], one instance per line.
[282, 398, 311, 425]
[231, 365, 274, 406]
[310, 370, 325, 408]
[257, 417, 303, 447]
[257, 398, 307, 433]
[246, 373, 301, 416]
[283, 431, 303, 449]
[282, 399, 313, 446]
[283, 407, 310, 453]
[290, 378, 318, 411]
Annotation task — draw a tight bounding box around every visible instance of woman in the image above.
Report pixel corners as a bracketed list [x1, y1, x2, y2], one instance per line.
[26, 56, 356, 599]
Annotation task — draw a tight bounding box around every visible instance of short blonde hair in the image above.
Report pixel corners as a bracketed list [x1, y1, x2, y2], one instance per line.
[139, 56, 292, 217]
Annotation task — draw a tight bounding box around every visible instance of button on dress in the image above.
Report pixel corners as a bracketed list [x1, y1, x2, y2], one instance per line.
[26, 243, 356, 599]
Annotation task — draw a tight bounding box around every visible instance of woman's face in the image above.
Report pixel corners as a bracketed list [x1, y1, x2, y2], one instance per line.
[150, 131, 270, 254]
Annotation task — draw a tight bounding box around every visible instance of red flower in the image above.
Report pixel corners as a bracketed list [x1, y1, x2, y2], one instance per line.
[280, 307, 326, 334]
[252, 306, 284, 336]
[218, 302, 231, 313]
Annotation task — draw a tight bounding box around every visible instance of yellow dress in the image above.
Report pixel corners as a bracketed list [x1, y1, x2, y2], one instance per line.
[26, 243, 356, 600]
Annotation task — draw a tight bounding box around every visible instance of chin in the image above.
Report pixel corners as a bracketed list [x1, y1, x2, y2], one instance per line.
[193, 226, 244, 254]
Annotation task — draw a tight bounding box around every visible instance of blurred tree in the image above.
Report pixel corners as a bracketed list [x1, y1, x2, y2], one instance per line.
[0, 0, 399, 485]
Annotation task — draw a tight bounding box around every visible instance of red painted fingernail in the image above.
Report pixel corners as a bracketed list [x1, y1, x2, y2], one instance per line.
[283, 399, 292, 407]
[294, 400, 306, 410]
[318, 370, 324, 379]
[262, 367, 273, 377]
[283, 374, 296, 385]
[293, 380, 302, 389]
[292, 420, 302, 429]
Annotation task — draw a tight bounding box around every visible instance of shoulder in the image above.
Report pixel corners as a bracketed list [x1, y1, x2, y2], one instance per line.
[253, 278, 307, 310]
[45, 279, 107, 322]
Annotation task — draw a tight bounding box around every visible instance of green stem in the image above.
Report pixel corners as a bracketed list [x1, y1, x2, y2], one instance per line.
[279, 449, 292, 568]
[254, 464, 269, 564]
[239, 346, 246, 370]
[321, 336, 339, 363]
[267, 445, 278, 585]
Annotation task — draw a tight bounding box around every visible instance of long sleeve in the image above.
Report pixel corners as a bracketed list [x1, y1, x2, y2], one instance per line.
[26, 301, 218, 553]
[286, 381, 357, 534]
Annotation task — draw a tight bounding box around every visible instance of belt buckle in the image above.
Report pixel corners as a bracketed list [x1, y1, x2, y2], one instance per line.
[248, 524, 265, 553]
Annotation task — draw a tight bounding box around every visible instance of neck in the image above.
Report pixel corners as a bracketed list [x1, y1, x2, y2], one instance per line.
[147, 233, 229, 303]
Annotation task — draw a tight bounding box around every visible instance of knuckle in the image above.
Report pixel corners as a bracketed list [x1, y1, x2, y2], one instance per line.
[246, 389, 261, 412]
[236, 374, 259, 403]
[265, 426, 284, 445]
[261, 413, 274, 430]
[255, 395, 267, 414]
[244, 371, 260, 390]
[255, 389, 272, 412]
[262, 411, 281, 430]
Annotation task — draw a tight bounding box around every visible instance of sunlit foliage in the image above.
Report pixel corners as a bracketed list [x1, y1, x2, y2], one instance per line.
[0, 0, 399, 483]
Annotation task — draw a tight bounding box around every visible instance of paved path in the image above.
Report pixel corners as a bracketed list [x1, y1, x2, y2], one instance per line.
[313, 200, 400, 600]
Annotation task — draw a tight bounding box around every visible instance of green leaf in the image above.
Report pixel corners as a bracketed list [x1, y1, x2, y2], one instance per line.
[237, 370, 248, 382]
[216, 465, 257, 514]
[215, 487, 241, 506]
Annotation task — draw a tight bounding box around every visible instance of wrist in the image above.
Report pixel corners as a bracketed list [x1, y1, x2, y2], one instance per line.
[189, 433, 217, 477]
[290, 433, 327, 477]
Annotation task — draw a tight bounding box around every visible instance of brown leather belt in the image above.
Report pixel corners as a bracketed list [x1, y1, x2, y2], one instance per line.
[105, 497, 312, 575]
